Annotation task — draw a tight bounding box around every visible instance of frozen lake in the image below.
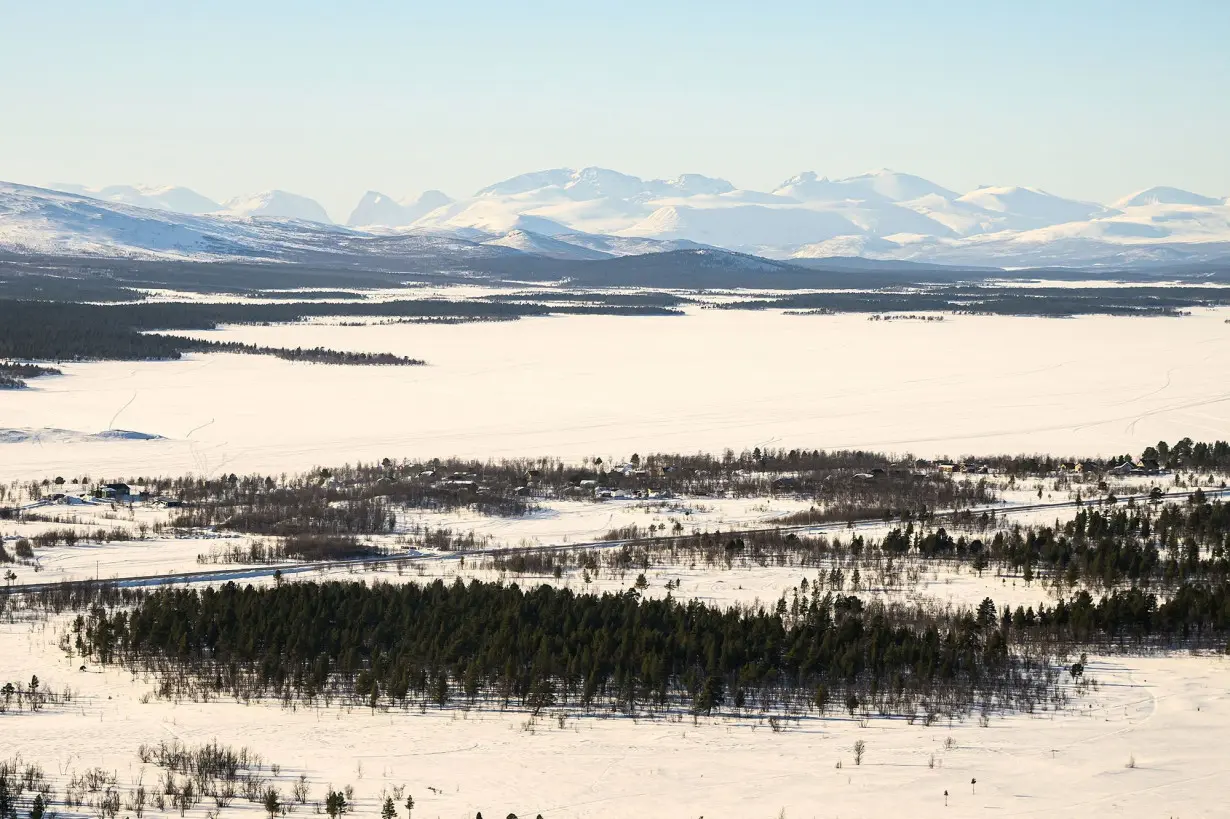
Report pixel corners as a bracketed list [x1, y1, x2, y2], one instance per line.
[3, 307, 1229, 480]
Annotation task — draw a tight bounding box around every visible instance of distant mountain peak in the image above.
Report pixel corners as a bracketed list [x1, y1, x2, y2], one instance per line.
[562, 167, 648, 200]
[777, 170, 825, 187]
[475, 168, 576, 197]
[347, 189, 452, 227]
[772, 170, 955, 204]
[221, 190, 333, 224]
[1114, 186, 1224, 208]
[652, 173, 735, 197]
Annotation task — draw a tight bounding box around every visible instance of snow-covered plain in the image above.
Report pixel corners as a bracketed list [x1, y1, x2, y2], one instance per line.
[2, 307, 1229, 482]
[3, 575, 1228, 819]
[3, 265, 1226, 818]
[3, 467, 1228, 819]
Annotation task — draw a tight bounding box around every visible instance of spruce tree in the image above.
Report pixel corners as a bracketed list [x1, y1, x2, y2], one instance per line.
[263, 787, 281, 819]
[325, 791, 347, 819]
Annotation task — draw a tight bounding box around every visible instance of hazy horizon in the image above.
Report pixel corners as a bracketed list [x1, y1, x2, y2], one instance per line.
[3, 1, 1229, 221]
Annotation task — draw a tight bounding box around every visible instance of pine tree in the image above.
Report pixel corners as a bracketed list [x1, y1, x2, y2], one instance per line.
[814, 684, 829, 715]
[381, 796, 396, 819]
[263, 787, 281, 819]
[325, 791, 347, 819]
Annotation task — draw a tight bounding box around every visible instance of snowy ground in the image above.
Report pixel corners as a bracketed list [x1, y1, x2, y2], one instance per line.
[3, 594, 1228, 819]
[4, 480, 1229, 817]
[5, 300, 1230, 817]
[395, 496, 815, 546]
[2, 307, 1229, 481]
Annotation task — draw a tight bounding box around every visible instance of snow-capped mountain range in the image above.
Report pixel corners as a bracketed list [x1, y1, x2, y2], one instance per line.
[4, 168, 1228, 268]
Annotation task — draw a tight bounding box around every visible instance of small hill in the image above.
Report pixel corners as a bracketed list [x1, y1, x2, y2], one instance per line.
[482, 229, 612, 260]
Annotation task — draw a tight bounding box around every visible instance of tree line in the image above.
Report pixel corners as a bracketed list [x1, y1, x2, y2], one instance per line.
[141, 448, 997, 538]
[73, 578, 1055, 720]
[0, 298, 679, 365]
[1142, 438, 1230, 471]
[716, 285, 1230, 317]
[962, 494, 1230, 589]
[0, 361, 60, 389]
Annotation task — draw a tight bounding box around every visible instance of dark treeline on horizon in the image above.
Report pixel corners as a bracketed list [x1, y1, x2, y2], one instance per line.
[716, 285, 1230, 317]
[0, 298, 681, 366]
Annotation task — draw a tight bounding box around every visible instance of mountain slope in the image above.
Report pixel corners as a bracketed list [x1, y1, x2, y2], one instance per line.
[50, 183, 221, 214]
[0, 182, 514, 263]
[1, 182, 269, 258]
[482, 230, 612, 260]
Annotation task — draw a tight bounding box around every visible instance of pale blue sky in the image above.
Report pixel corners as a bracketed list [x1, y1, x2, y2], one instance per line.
[3, 0, 1228, 219]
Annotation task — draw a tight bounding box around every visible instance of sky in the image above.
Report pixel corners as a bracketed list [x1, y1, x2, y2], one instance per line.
[2, 0, 1229, 221]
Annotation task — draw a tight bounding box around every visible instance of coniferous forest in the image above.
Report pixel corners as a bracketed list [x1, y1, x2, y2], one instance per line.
[66, 571, 1229, 720]
[73, 578, 1045, 719]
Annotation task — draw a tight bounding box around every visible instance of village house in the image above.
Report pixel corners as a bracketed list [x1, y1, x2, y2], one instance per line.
[99, 482, 131, 499]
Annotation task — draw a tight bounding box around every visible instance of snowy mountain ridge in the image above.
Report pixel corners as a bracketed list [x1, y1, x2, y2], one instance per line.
[20, 168, 1230, 268]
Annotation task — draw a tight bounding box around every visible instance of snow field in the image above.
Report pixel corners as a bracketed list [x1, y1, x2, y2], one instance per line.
[4, 307, 1229, 482]
[2, 613, 1228, 819]
[4, 481, 1229, 817]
